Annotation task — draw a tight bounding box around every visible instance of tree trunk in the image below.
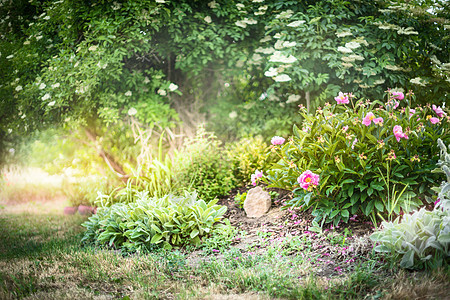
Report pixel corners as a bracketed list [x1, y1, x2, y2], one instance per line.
[305, 91, 311, 113]
[83, 127, 129, 183]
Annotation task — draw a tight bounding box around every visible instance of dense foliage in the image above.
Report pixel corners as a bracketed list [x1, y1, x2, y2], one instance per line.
[172, 128, 234, 201]
[1, 0, 449, 169]
[263, 90, 449, 225]
[226, 136, 278, 185]
[82, 192, 228, 251]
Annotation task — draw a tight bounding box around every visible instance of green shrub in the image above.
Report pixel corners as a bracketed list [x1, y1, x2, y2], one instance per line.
[234, 191, 247, 209]
[263, 91, 449, 225]
[227, 136, 278, 186]
[81, 191, 229, 251]
[172, 127, 234, 202]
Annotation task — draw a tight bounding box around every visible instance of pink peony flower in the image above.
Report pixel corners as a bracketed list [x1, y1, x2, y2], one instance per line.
[334, 92, 349, 104]
[251, 174, 257, 186]
[271, 136, 285, 145]
[429, 117, 440, 124]
[373, 117, 383, 125]
[251, 170, 263, 186]
[432, 105, 446, 118]
[297, 170, 320, 191]
[362, 112, 376, 126]
[393, 125, 408, 142]
[391, 91, 404, 100]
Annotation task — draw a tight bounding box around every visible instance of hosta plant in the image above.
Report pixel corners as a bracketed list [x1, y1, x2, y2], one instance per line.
[262, 90, 449, 225]
[81, 191, 228, 251]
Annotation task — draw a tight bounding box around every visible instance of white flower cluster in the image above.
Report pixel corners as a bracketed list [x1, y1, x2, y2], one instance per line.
[235, 17, 257, 28]
[274, 74, 291, 82]
[169, 83, 178, 91]
[384, 65, 402, 71]
[208, 1, 218, 8]
[259, 35, 271, 43]
[275, 10, 293, 19]
[255, 47, 275, 54]
[287, 20, 305, 27]
[345, 42, 360, 49]
[377, 22, 418, 35]
[128, 107, 137, 116]
[373, 79, 385, 85]
[338, 46, 352, 54]
[264, 67, 278, 77]
[410, 77, 426, 86]
[276, 40, 297, 49]
[341, 62, 353, 68]
[336, 31, 353, 37]
[397, 27, 418, 35]
[229, 111, 237, 119]
[269, 51, 297, 63]
[286, 94, 301, 103]
[42, 93, 51, 101]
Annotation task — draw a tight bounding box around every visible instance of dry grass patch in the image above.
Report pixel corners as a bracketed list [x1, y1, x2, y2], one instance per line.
[382, 269, 450, 300]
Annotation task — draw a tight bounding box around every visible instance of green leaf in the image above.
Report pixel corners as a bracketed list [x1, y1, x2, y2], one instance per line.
[371, 184, 384, 191]
[400, 250, 415, 269]
[374, 200, 384, 212]
[190, 229, 199, 239]
[341, 209, 349, 218]
[341, 179, 355, 185]
[365, 200, 374, 216]
[150, 234, 163, 244]
[342, 203, 352, 209]
[330, 210, 340, 219]
[346, 186, 354, 197]
[350, 193, 359, 205]
[304, 193, 312, 206]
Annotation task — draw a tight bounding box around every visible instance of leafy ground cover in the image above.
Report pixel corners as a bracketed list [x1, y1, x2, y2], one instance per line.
[1, 193, 448, 299]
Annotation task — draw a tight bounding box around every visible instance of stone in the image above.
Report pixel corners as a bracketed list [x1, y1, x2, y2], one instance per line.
[243, 186, 271, 218]
[63, 206, 78, 215]
[78, 205, 94, 216]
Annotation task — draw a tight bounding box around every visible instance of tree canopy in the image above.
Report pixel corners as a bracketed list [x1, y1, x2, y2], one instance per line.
[1, 0, 449, 167]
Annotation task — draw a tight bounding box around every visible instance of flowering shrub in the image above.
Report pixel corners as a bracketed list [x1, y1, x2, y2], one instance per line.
[262, 90, 449, 225]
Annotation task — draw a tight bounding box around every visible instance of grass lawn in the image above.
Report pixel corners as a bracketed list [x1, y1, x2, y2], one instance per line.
[0, 198, 449, 299]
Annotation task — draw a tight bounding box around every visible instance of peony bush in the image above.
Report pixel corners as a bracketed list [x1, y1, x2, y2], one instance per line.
[259, 90, 449, 225]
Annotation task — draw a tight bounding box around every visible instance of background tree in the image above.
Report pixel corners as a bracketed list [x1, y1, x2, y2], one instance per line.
[1, 0, 448, 174]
